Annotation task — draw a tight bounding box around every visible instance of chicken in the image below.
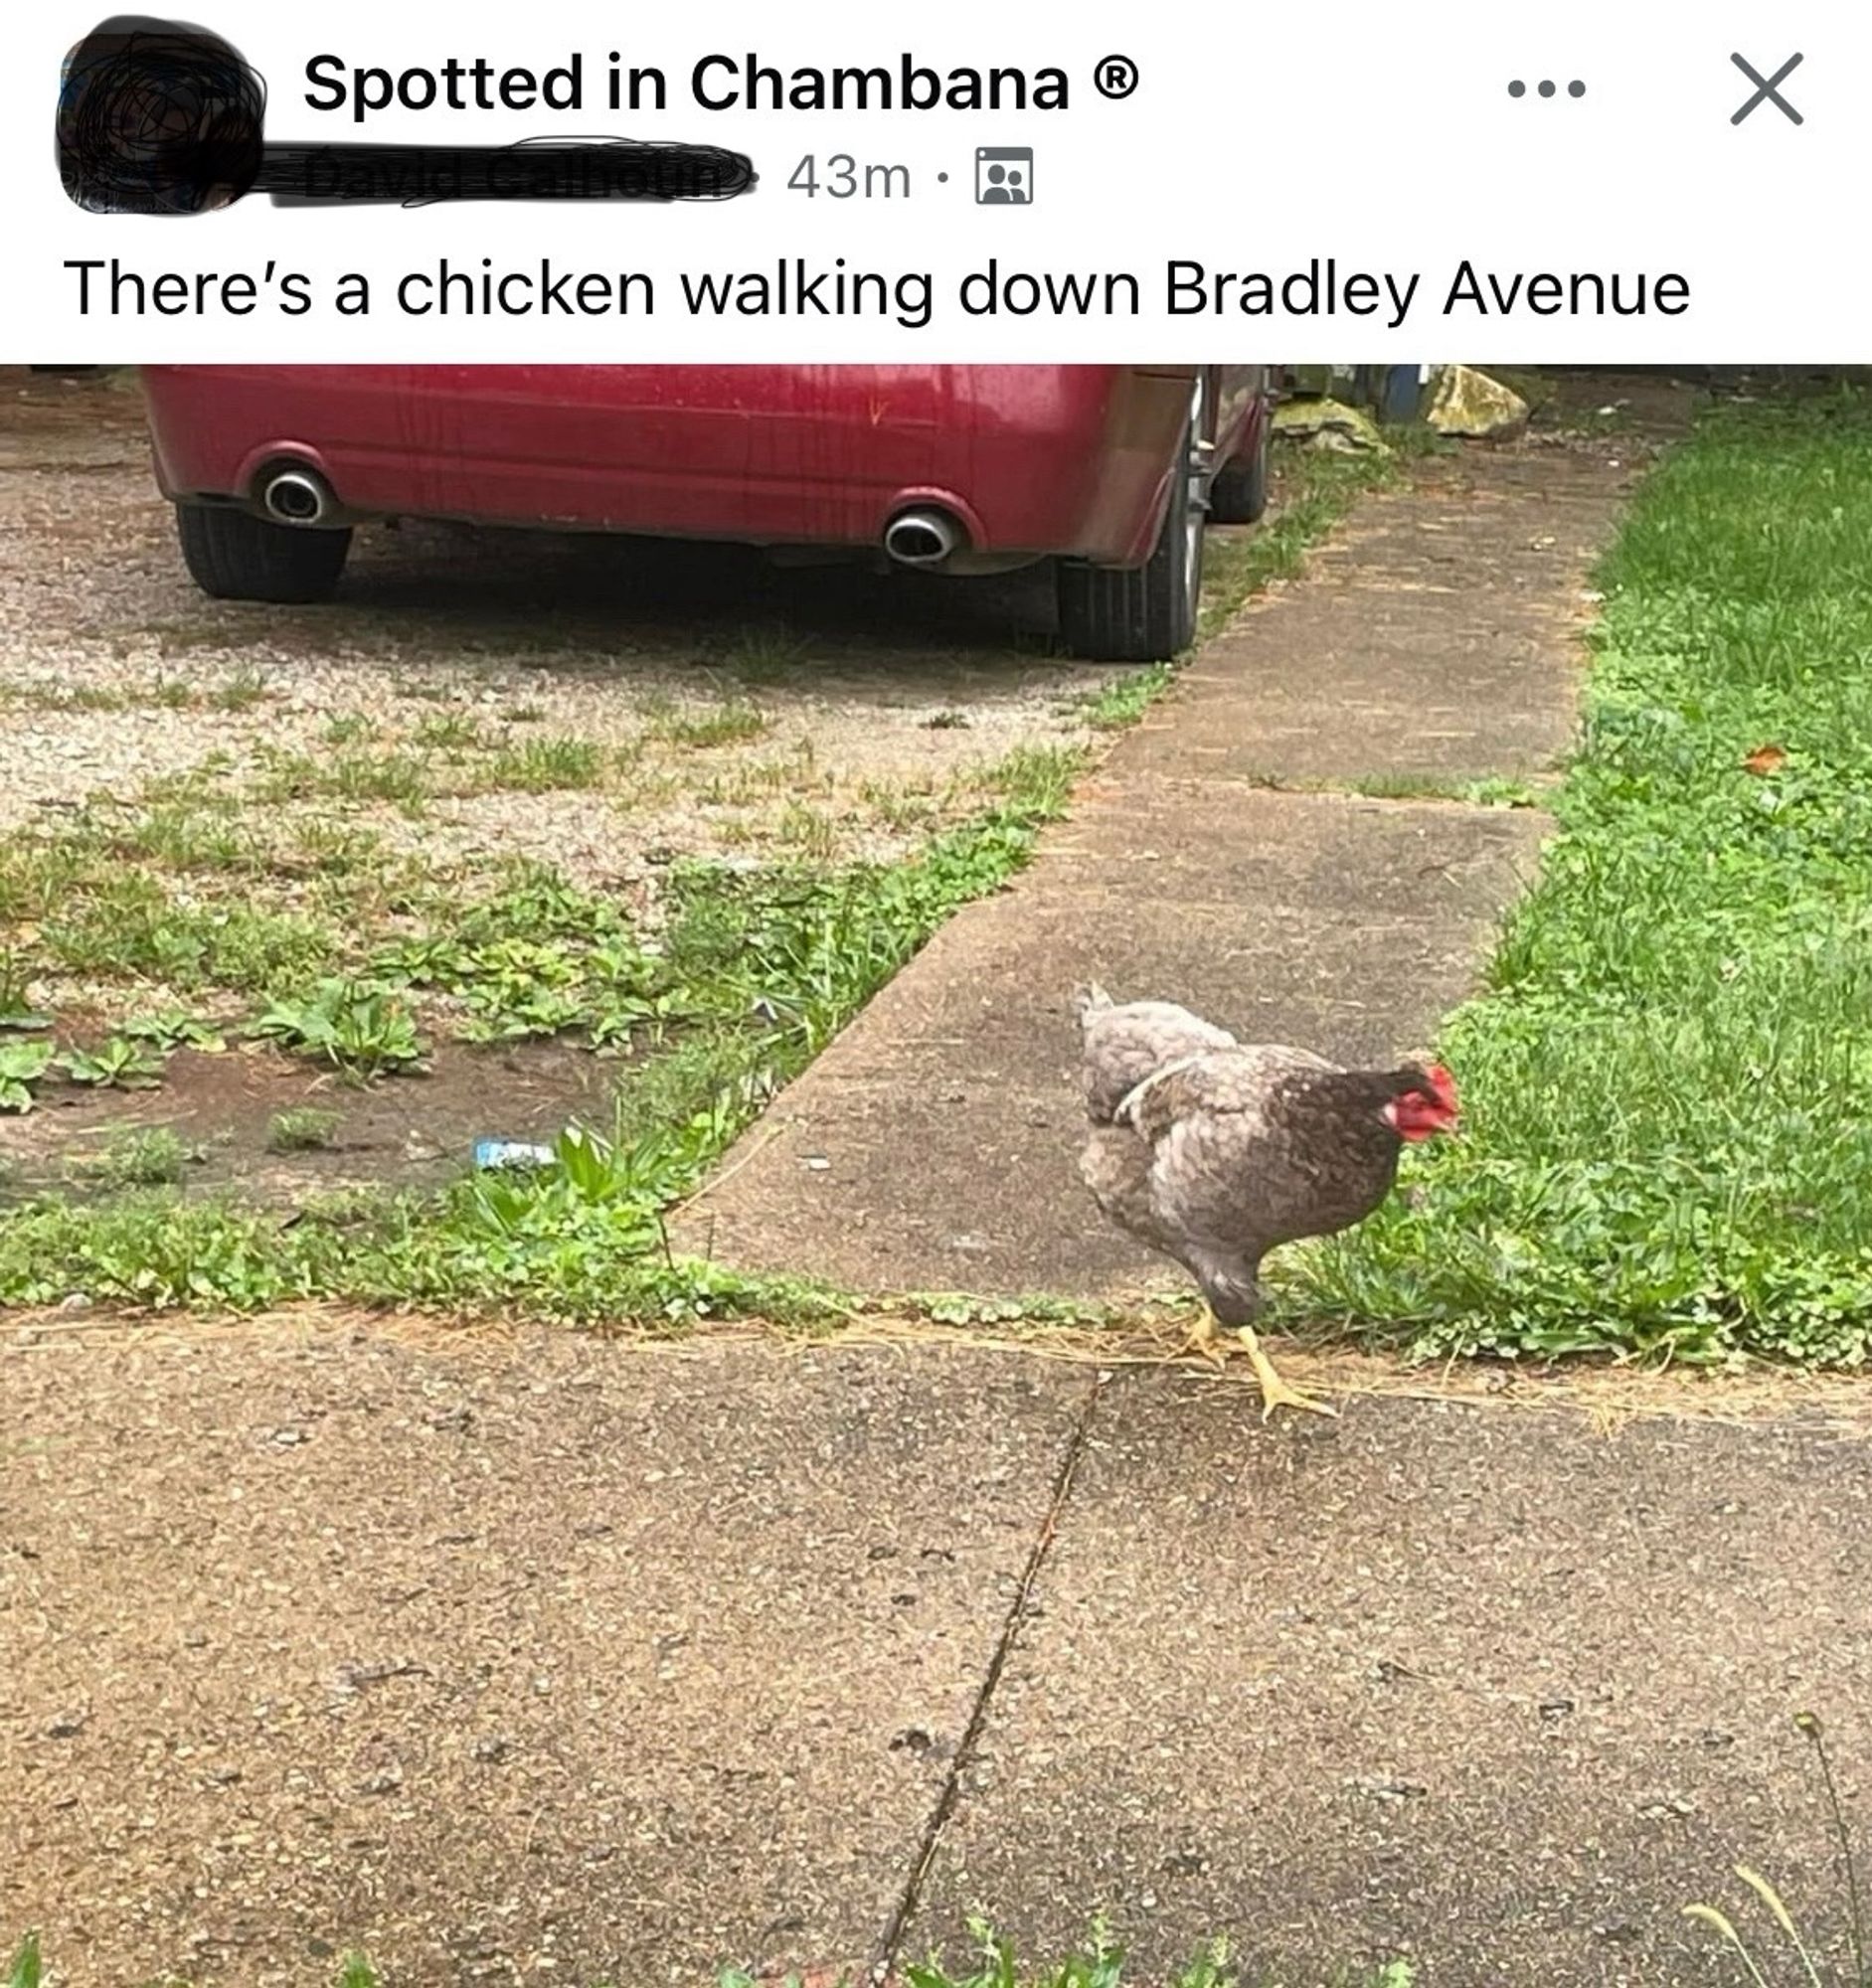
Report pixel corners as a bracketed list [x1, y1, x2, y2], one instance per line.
[1075, 985, 1458, 1419]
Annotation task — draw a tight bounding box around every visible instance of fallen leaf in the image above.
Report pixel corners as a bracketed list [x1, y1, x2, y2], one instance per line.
[1743, 744, 1787, 776]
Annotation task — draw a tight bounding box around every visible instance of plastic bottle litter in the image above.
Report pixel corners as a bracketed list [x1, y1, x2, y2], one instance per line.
[472, 1138, 556, 1172]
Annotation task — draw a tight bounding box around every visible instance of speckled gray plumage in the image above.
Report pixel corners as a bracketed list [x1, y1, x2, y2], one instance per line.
[1075, 987, 1409, 1324]
[1075, 983, 1243, 1123]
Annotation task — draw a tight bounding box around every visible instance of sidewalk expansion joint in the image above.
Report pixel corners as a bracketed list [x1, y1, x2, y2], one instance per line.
[869, 1368, 1112, 1982]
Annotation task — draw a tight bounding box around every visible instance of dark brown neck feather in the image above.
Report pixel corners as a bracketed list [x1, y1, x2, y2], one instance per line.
[1270, 1066, 1410, 1167]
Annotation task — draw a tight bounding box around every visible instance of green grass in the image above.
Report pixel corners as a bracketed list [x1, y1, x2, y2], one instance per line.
[207, 670, 271, 712]
[369, 866, 666, 1048]
[729, 1924, 1414, 1988]
[266, 1105, 343, 1153]
[1081, 665, 1173, 732]
[5, 1926, 1410, 1988]
[74, 1126, 194, 1189]
[0, 749, 1078, 1319]
[253, 980, 427, 1080]
[651, 701, 769, 748]
[6, 1936, 377, 1988]
[775, 800, 839, 860]
[1294, 392, 1872, 1366]
[411, 711, 486, 751]
[0, 673, 270, 715]
[484, 736, 605, 792]
[327, 749, 434, 811]
[0, 682, 128, 713]
[0, 771, 439, 1000]
[46, 886, 334, 995]
[322, 713, 377, 746]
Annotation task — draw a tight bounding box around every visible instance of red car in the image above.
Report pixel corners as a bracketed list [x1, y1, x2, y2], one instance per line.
[139, 365, 1274, 662]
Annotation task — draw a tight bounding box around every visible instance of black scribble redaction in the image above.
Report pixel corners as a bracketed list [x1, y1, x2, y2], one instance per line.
[58, 16, 263, 213]
[57, 16, 758, 214]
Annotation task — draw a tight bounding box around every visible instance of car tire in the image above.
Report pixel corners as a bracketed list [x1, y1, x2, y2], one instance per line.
[174, 503, 352, 604]
[1056, 401, 1206, 663]
[1208, 415, 1272, 525]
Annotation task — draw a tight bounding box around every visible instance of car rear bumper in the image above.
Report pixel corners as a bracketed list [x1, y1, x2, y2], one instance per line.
[140, 364, 1206, 568]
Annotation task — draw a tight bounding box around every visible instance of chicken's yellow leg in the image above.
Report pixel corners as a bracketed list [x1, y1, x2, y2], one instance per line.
[1176, 1305, 1230, 1373]
[1235, 1323, 1339, 1421]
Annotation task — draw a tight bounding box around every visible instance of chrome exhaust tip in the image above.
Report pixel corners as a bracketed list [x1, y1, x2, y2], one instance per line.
[258, 467, 334, 527]
[883, 508, 963, 569]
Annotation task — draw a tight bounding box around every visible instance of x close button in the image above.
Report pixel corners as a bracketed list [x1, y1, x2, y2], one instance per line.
[1731, 51, 1804, 124]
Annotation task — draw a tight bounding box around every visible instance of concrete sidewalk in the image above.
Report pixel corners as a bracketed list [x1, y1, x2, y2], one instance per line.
[6, 1325, 1870, 1988]
[0, 1328, 1092, 1988]
[22, 397, 1839, 1988]
[677, 444, 1628, 1301]
[905, 1369, 1872, 1988]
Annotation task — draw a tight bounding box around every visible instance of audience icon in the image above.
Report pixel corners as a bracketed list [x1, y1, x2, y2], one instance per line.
[976, 147, 1034, 205]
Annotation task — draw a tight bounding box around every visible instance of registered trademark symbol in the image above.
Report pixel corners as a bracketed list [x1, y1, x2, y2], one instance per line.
[1094, 54, 1139, 100]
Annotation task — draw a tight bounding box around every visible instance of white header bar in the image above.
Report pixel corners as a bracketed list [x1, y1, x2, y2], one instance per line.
[6, 0, 1859, 359]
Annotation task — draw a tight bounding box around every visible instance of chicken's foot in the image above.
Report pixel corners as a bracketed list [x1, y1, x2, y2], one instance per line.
[1237, 1323, 1338, 1421]
[1176, 1312, 1343, 1423]
[1176, 1306, 1231, 1373]
[1175, 1309, 1337, 1418]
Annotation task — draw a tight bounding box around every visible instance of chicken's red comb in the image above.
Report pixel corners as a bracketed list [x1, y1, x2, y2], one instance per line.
[1426, 1063, 1458, 1104]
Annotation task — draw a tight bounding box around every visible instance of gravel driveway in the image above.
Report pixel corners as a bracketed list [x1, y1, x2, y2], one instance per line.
[0, 369, 1108, 869]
